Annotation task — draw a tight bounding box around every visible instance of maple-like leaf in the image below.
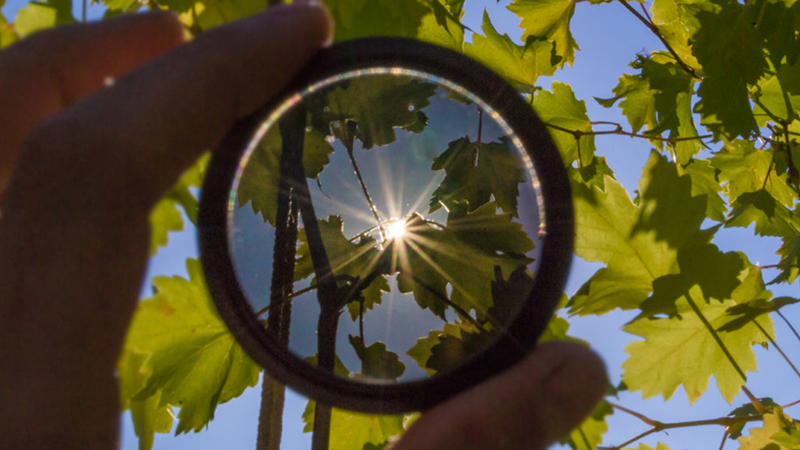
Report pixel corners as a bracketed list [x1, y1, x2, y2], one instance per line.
[429, 137, 527, 216]
[465, 11, 559, 90]
[623, 261, 774, 403]
[534, 82, 596, 166]
[507, 0, 580, 66]
[121, 259, 261, 436]
[693, 0, 767, 139]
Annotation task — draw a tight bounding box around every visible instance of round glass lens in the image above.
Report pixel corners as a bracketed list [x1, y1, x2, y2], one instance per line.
[227, 68, 545, 384]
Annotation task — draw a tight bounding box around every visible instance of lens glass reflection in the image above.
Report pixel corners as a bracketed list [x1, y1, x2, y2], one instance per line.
[228, 69, 544, 383]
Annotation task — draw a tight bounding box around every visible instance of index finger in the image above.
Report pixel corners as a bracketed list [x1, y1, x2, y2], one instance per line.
[9, 3, 333, 211]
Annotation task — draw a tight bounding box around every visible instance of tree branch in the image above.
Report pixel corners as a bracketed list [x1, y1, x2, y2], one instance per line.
[753, 319, 800, 381]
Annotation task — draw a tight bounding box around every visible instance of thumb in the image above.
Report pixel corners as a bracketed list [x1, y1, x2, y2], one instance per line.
[393, 341, 608, 450]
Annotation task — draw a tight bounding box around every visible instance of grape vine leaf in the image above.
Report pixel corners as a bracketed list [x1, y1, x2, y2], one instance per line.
[348, 335, 406, 379]
[416, 0, 464, 51]
[323, 0, 429, 42]
[598, 52, 703, 164]
[622, 262, 774, 403]
[562, 400, 612, 450]
[718, 296, 799, 333]
[534, 82, 596, 167]
[236, 126, 333, 224]
[428, 137, 527, 216]
[726, 397, 779, 439]
[649, 0, 705, 72]
[638, 244, 742, 319]
[754, 0, 800, 68]
[314, 75, 436, 150]
[738, 412, 795, 450]
[710, 140, 797, 208]
[187, 0, 264, 31]
[148, 154, 207, 254]
[446, 202, 535, 256]
[13, 2, 59, 37]
[569, 156, 616, 189]
[726, 189, 800, 237]
[118, 350, 173, 450]
[770, 234, 800, 284]
[622, 444, 671, 450]
[121, 259, 261, 435]
[394, 213, 530, 320]
[678, 159, 727, 222]
[753, 60, 800, 125]
[302, 359, 405, 450]
[693, 0, 767, 140]
[464, 11, 559, 91]
[294, 215, 390, 322]
[507, 0, 579, 66]
[407, 322, 479, 376]
[0, 0, 18, 48]
[569, 151, 706, 315]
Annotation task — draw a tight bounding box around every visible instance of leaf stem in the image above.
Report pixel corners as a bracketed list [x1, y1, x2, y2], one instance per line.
[545, 121, 713, 142]
[778, 311, 800, 345]
[409, 274, 484, 329]
[753, 318, 800, 380]
[346, 146, 386, 240]
[684, 295, 748, 382]
[617, 0, 699, 79]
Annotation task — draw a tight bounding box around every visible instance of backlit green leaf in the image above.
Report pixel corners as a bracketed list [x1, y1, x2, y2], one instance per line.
[534, 82, 595, 166]
[508, 0, 579, 66]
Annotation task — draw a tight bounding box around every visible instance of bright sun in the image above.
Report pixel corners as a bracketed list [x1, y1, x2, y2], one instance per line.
[386, 219, 407, 241]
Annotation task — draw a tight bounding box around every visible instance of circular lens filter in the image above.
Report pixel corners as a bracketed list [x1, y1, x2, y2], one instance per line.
[199, 38, 573, 414]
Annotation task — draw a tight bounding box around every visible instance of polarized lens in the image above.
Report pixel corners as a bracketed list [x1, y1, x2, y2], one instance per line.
[227, 68, 545, 384]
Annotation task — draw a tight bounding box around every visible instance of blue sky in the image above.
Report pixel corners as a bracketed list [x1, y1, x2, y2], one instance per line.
[2, 0, 799, 449]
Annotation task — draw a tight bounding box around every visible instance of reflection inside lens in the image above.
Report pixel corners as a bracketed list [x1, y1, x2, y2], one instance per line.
[228, 68, 545, 384]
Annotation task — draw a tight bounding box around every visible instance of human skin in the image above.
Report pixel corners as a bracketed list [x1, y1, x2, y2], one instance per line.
[0, 3, 606, 449]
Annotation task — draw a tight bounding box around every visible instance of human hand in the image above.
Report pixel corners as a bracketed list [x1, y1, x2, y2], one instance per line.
[0, 3, 606, 449]
[0, 5, 332, 447]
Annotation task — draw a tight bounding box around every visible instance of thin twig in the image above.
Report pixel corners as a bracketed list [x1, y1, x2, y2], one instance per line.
[346, 146, 386, 240]
[617, 0, 699, 79]
[686, 295, 748, 382]
[545, 121, 713, 142]
[778, 311, 800, 345]
[410, 274, 483, 329]
[754, 319, 800, 380]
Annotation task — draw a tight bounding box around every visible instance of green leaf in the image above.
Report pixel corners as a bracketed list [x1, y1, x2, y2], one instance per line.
[569, 156, 616, 189]
[118, 350, 173, 450]
[14, 2, 58, 37]
[678, 159, 727, 222]
[718, 296, 799, 332]
[312, 75, 437, 150]
[348, 335, 406, 379]
[406, 321, 482, 375]
[738, 412, 796, 450]
[236, 125, 333, 224]
[753, 59, 800, 125]
[507, 0, 579, 66]
[623, 444, 672, 450]
[189, 0, 265, 30]
[393, 213, 530, 320]
[623, 264, 774, 403]
[429, 137, 527, 216]
[727, 397, 779, 439]
[638, 244, 742, 318]
[570, 151, 706, 315]
[302, 393, 405, 450]
[324, 0, 429, 41]
[649, 0, 707, 72]
[533, 82, 595, 166]
[416, 0, 465, 51]
[562, 400, 612, 450]
[148, 154, 208, 254]
[122, 259, 261, 434]
[770, 233, 800, 284]
[726, 189, 800, 237]
[754, 0, 800, 68]
[0, 0, 18, 48]
[711, 140, 798, 207]
[598, 53, 703, 164]
[693, 0, 767, 140]
[294, 216, 390, 322]
[446, 202, 535, 255]
[464, 11, 559, 90]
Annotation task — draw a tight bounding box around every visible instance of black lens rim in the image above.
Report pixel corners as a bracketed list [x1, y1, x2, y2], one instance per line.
[198, 37, 573, 414]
